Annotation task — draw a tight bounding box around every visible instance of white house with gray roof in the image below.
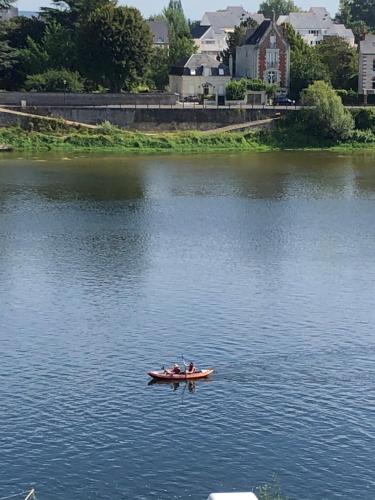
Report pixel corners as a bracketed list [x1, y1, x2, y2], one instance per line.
[196, 6, 264, 57]
[278, 7, 354, 47]
[359, 34, 375, 97]
[169, 54, 231, 100]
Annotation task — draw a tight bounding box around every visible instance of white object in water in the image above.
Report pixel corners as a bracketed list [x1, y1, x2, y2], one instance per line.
[207, 493, 258, 500]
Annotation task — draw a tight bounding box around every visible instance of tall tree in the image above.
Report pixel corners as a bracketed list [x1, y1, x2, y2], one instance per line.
[316, 36, 358, 90]
[258, 0, 301, 19]
[284, 24, 330, 98]
[337, 0, 375, 38]
[163, 0, 195, 65]
[80, 5, 153, 91]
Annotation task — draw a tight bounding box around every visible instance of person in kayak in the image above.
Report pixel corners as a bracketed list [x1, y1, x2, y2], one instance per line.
[172, 364, 181, 374]
[188, 361, 196, 373]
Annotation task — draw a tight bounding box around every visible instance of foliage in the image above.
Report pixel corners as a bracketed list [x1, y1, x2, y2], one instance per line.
[258, 0, 301, 19]
[337, 0, 375, 34]
[226, 79, 247, 100]
[316, 36, 358, 90]
[284, 24, 330, 98]
[0, 0, 14, 9]
[0, 40, 19, 89]
[0, 16, 46, 49]
[147, 46, 170, 90]
[164, 0, 196, 66]
[300, 81, 354, 141]
[25, 69, 85, 92]
[336, 88, 359, 105]
[221, 17, 259, 73]
[79, 5, 153, 92]
[246, 79, 267, 91]
[352, 108, 375, 132]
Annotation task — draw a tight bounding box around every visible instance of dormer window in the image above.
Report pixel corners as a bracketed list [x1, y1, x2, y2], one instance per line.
[219, 68, 225, 76]
[270, 35, 276, 49]
[190, 69, 196, 76]
[203, 66, 211, 77]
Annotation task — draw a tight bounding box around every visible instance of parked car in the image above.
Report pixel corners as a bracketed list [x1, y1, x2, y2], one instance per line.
[274, 96, 296, 105]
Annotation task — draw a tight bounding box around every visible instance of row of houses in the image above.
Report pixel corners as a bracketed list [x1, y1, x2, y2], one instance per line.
[164, 6, 375, 102]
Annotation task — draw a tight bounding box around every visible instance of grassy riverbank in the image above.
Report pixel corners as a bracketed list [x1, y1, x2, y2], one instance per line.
[1, 124, 375, 154]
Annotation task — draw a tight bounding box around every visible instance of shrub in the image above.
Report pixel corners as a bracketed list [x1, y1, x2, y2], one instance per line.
[226, 79, 247, 100]
[25, 69, 85, 92]
[301, 81, 354, 142]
[349, 129, 375, 143]
[352, 108, 375, 132]
[246, 78, 267, 91]
[336, 89, 359, 105]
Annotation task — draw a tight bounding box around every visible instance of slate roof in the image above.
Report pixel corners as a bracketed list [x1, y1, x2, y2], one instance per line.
[360, 34, 375, 54]
[202, 6, 264, 33]
[147, 20, 169, 45]
[245, 20, 271, 45]
[191, 25, 211, 39]
[170, 54, 231, 76]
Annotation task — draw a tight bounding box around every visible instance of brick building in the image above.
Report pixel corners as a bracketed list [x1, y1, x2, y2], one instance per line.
[235, 19, 290, 91]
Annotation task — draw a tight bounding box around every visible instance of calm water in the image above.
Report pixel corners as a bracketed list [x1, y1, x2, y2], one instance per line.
[1, 152, 375, 500]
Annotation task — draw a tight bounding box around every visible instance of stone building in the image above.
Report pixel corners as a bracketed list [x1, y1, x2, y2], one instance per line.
[236, 19, 290, 90]
[147, 20, 169, 49]
[358, 33, 375, 100]
[169, 54, 231, 100]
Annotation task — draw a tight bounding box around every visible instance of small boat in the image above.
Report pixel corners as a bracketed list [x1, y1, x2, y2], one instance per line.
[148, 368, 214, 381]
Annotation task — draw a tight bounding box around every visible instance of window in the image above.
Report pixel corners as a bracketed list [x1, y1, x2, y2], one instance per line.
[373, 58, 375, 72]
[219, 68, 225, 76]
[266, 49, 279, 69]
[266, 70, 279, 84]
[270, 35, 276, 49]
[373, 77, 375, 90]
[203, 66, 211, 77]
[190, 69, 196, 76]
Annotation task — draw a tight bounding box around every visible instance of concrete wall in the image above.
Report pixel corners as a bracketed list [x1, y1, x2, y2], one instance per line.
[0, 107, 283, 131]
[0, 92, 178, 107]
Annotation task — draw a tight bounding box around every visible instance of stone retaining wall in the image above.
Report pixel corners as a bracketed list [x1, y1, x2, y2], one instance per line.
[0, 92, 178, 107]
[0, 107, 282, 131]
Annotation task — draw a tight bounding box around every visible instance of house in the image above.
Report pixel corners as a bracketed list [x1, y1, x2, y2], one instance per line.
[0, 6, 19, 21]
[236, 19, 290, 90]
[196, 6, 264, 57]
[169, 54, 231, 100]
[358, 34, 375, 99]
[278, 7, 355, 47]
[147, 20, 169, 49]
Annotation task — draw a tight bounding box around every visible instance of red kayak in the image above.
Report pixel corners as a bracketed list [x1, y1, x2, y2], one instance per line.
[148, 368, 214, 381]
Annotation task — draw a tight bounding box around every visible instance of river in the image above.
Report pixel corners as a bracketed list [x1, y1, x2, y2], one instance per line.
[1, 151, 375, 500]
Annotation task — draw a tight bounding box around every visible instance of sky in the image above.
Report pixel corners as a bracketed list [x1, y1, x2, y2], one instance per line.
[16, 0, 341, 19]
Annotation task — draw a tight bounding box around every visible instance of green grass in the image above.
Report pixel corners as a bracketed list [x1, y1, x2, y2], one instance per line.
[1, 123, 375, 154]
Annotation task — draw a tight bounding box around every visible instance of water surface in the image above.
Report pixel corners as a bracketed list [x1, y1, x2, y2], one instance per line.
[1, 151, 375, 499]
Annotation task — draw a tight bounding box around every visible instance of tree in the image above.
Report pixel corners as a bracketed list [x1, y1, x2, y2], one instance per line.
[0, 0, 14, 9]
[0, 40, 19, 89]
[148, 46, 170, 90]
[258, 0, 301, 19]
[80, 5, 153, 91]
[301, 81, 354, 141]
[337, 0, 375, 38]
[316, 36, 358, 90]
[41, 0, 114, 29]
[284, 24, 330, 98]
[163, 0, 195, 65]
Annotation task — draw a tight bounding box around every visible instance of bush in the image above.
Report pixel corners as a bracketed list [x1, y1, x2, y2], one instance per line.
[352, 108, 375, 132]
[349, 129, 375, 143]
[246, 78, 267, 91]
[25, 69, 85, 92]
[226, 79, 247, 100]
[336, 89, 360, 105]
[301, 81, 354, 142]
